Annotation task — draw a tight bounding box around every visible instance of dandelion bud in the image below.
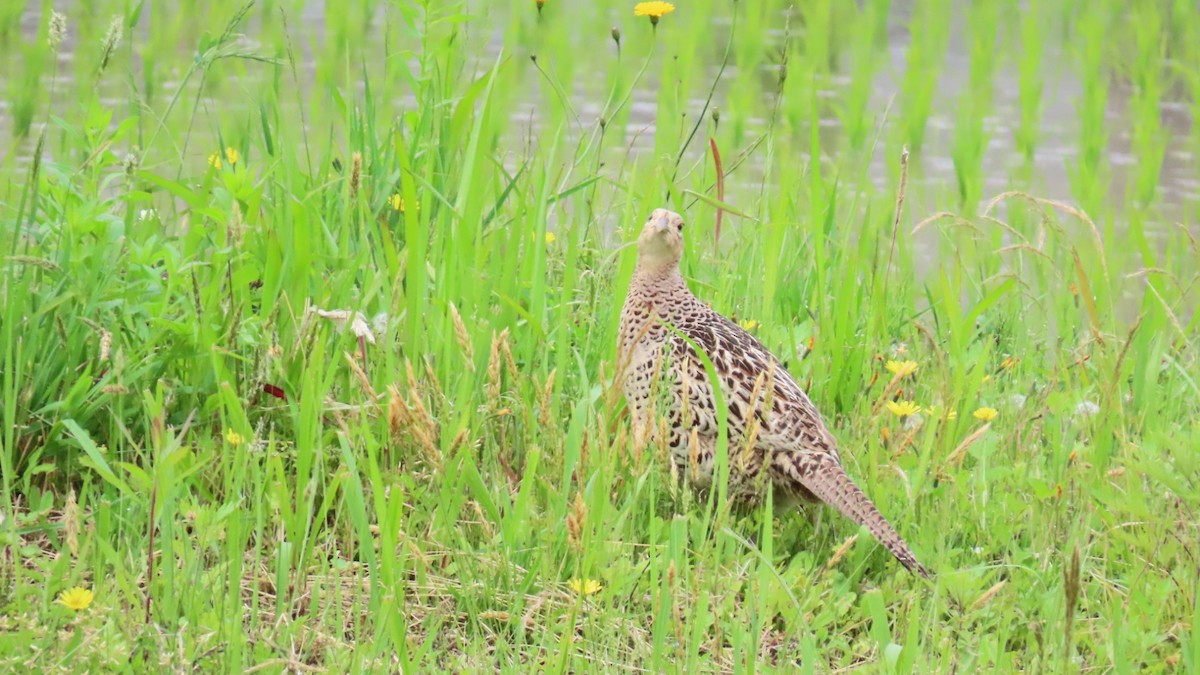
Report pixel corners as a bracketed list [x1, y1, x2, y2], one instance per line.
[711, 108, 720, 126]
[611, 26, 621, 45]
[536, 0, 545, 11]
[48, 11, 67, 50]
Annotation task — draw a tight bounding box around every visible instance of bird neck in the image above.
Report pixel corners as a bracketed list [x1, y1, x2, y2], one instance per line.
[631, 263, 688, 293]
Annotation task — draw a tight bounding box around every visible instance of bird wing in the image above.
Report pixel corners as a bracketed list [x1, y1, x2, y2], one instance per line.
[670, 308, 930, 577]
[668, 309, 839, 457]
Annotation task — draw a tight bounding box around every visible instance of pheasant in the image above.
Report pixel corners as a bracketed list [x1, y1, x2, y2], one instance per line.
[617, 208, 929, 577]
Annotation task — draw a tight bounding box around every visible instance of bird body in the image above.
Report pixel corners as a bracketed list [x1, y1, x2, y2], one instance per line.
[618, 208, 929, 577]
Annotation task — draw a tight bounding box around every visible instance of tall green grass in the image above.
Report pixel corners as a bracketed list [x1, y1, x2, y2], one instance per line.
[1, 0, 1198, 671]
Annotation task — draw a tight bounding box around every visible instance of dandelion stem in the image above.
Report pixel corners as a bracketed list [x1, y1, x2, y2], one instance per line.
[577, 31, 658, 164]
[882, 146, 909, 297]
[531, 56, 583, 132]
[672, 2, 737, 180]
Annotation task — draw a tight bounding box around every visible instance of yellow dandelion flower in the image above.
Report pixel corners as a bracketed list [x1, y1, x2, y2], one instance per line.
[224, 147, 239, 166]
[634, 1, 675, 24]
[567, 578, 603, 595]
[225, 429, 245, 446]
[885, 400, 921, 417]
[972, 407, 998, 422]
[925, 406, 958, 421]
[739, 319, 760, 331]
[56, 586, 94, 611]
[388, 194, 405, 212]
[885, 360, 918, 378]
[1000, 356, 1018, 370]
[544, 232, 557, 244]
[208, 152, 222, 170]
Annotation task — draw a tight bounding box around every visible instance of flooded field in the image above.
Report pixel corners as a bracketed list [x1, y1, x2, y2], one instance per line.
[4, 2, 1197, 226]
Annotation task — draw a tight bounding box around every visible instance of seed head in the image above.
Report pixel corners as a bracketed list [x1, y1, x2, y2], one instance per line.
[99, 15, 123, 75]
[349, 152, 362, 199]
[486, 331, 504, 407]
[566, 492, 587, 550]
[387, 384, 405, 439]
[539, 369, 556, 427]
[63, 489, 80, 557]
[122, 148, 140, 176]
[98, 329, 112, 362]
[103, 15, 123, 50]
[448, 302, 475, 371]
[48, 11, 67, 50]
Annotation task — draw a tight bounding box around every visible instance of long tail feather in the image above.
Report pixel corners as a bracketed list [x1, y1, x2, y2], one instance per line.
[795, 455, 930, 577]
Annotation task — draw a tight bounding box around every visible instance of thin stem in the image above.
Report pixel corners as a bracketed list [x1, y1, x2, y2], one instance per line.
[672, 2, 738, 181]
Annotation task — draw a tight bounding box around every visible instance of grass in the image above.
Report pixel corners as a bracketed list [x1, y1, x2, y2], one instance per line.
[2, 0, 1199, 671]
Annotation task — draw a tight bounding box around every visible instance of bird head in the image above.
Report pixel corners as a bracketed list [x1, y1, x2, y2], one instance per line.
[636, 208, 685, 271]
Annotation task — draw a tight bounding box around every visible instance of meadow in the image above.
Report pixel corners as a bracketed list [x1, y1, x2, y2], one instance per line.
[1, 0, 1199, 671]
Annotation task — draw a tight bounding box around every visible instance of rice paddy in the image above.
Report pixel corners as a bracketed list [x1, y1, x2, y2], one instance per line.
[1, 0, 1199, 671]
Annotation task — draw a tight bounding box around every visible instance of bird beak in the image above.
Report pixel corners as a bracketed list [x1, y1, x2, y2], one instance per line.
[654, 214, 671, 233]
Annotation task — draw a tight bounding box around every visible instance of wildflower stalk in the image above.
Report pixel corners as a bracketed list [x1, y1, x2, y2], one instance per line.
[137, 1, 263, 177]
[529, 55, 582, 131]
[46, 12, 67, 119]
[576, 25, 658, 170]
[671, 2, 737, 180]
[881, 146, 910, 299]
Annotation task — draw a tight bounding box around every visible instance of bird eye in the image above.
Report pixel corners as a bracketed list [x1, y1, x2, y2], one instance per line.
[678, 222, 684, 231]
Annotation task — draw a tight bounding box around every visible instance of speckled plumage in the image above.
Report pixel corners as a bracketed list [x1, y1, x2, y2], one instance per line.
[618, 208, 929, 577]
